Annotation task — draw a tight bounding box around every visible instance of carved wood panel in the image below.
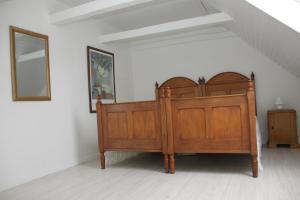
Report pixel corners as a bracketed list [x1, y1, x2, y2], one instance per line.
[102, 101, 162, 151]
[156, 77, 203, 99]
[107, 112, 128, 139]
[169, 87, 199, 99]
[132, 111, 156, 140]
[211, 106, 242, 139]
[206, 72, 250, 96]
[176, 108, 206, 140]
[171, 95, 250, 153]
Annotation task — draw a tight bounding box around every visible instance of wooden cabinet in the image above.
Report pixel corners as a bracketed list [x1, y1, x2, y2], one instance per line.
[268, 109, 300, 148]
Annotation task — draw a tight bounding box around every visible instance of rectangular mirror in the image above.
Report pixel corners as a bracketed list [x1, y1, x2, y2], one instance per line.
[10, 26, 51, 101]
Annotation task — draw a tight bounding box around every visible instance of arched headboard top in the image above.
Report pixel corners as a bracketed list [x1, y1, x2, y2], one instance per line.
[157, 77, 198, 89]
[155, 77, 204, 99]
[206, 72, 254, 85]
[155, 72, 255, 99]
[205, 72, 255, 96]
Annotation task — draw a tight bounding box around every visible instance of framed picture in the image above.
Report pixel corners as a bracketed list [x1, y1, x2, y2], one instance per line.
[87, 46, 116, 113]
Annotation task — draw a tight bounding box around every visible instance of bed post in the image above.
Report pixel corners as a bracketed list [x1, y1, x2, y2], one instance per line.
[155, 82, 159, 100]
[159, 88, 169, 173]
[197, 77, 206, 96]
[96, 95, 105, 169]
[251, 72, 255, 81]
[250, 72, 257, 115]
[247, 81, 258, 177]
[165, 87, 175, 174]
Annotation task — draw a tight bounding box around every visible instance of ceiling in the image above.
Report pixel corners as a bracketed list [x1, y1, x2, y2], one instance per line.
[97, 0, 217, 31]
[204, 0, 300, 77]
[48, 0, 300, 79]
[55, 0, 218, 32]
[57, 0, 95, 7]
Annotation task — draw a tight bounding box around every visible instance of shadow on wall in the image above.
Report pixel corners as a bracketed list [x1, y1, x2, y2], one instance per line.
[71, 108, 139, 167]
[71, 108, 98, 165]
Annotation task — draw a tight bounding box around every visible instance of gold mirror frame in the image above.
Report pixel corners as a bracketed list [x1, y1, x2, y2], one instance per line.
[10, 26, 51, 101]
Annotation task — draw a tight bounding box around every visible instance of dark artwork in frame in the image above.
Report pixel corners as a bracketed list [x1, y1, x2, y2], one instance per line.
[87, 46, 116, 113]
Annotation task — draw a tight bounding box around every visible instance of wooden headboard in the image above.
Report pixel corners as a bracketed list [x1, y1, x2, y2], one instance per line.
[205, 72, 255, 96]
[155, 72, 255, 99]
[155, 77, 205, 99]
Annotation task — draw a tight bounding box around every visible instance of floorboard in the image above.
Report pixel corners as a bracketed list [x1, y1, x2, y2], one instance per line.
[1, 148, 300, 200]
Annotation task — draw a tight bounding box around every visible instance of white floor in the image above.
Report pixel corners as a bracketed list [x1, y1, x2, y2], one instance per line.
[1, 148, 300, 200]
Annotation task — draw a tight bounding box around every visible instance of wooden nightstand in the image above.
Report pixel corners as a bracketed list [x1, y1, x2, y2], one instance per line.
[268, 109, 300, 148]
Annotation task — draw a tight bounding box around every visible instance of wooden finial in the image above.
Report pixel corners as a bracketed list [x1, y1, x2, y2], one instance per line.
[248, 80, 254, 91]
[166, 87, 171, 98]
[251, 72, 255, 81]
[96, 95, 102, 102]
[160, 87, 165, 98]
[202, 77, 206, 84]
[198, 77, 202, 84]
[198, 77, 205, 84]
[155, 82, 159, 89]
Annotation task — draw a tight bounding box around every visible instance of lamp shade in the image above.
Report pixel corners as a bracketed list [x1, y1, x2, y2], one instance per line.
[275, 97, 283, 109]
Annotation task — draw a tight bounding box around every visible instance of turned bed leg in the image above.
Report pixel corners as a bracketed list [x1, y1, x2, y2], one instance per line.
[169, 154, 175, 174]
[251, 155, 258, 178]
[100, 152, 105, 169]
[164, 154, 169, 173]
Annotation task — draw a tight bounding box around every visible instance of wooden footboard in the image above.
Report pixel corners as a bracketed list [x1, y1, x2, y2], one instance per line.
[96, 97, 169, 172]
[170, 95, 251, 153]
[165, 81, 257, 176]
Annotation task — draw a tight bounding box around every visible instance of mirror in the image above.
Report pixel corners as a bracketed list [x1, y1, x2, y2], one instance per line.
[10, 26, 51, 101]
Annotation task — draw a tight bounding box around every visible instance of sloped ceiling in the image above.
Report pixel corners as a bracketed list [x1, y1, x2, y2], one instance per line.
[54, 0, 300, 77]
[204, 0, 300, 77]
[245, 0, 300, 33]
[95, 0, 217, 31]
[55, 0, 217, 32]
[57, 0, 94, 7]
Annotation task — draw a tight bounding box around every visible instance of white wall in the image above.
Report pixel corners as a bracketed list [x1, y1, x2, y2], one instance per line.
[1, 0, 300, 193]
[0, 0, 134, 192]
[130, 28, 300, 145]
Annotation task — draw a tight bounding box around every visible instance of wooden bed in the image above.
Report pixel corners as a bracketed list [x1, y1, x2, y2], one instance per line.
[96, 72, 258, 177]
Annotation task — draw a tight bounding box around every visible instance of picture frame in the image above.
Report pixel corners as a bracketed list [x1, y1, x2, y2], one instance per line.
[87, 46, 116, 113]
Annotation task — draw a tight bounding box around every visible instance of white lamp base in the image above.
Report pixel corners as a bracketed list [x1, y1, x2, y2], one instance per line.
[276, 105, 283, 109]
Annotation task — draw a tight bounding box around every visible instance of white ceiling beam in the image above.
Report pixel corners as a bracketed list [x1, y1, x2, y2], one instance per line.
[50, 0, 161, 25]
[97, 12, 233, 43]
